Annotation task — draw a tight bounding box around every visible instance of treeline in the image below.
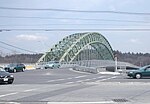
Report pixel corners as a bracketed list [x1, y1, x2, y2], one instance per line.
[0, 51, 150, 66]
[0, 54, 43, 63]
[114, 50, 150, 66]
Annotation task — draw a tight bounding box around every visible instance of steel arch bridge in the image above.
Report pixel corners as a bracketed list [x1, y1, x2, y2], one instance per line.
[38, 32, 114, 63]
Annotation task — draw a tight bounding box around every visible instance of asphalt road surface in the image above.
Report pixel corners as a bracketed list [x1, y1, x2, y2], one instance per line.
[0, 68, 150, 104]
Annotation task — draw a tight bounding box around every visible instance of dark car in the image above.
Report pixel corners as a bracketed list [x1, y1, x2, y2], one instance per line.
[127, 65, 150, 79]
[4, 63, 26, 73]
[0, 67, 14, 84]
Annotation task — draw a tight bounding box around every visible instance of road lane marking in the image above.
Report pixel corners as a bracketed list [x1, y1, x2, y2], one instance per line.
[65, 82, 74, 84]
[92, 78, 97, 80]
[75, 75, 87, 78]
[23, 88, 37, 92]
[65, 76, 106, 84]
[0, 88, 38, 98]
[47, 78, 65, 82]
[67, 78, 73, 79]
[47, 75, 87, 83]
[0, 92, 18, 98]
[47, 75, 109, 84]
[75, 76, 106, 83]
[45, 72, 51, 75]
[98, 76, 105, 78]
[96, 76, 118, 82]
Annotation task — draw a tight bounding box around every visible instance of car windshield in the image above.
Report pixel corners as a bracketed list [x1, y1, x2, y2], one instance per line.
[139, 66, 150, 70]
[7, 64, 16, 67]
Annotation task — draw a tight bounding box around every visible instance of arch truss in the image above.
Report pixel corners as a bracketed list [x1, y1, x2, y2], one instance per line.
[38, 32, 114, 63]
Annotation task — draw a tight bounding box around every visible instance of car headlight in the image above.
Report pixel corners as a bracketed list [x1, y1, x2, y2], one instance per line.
[129, 72, 133, 74]
[10, 75, 14, 77]
[48, 64, 53, 67]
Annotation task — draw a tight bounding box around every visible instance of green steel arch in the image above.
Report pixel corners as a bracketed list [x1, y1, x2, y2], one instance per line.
[38, 32, 114, 63]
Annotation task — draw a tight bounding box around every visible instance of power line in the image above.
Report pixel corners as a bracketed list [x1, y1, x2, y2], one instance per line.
[1, 23, 150, 27]
[1, 28, 150, 31]
[0, 41, 37, 53]
[0, 15, 149, 23]
[0, 45, 20, 53]
[0, 6, 150, 16]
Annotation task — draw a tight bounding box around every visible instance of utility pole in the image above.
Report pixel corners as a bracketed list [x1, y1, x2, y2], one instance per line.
[115, 54, 118, 72]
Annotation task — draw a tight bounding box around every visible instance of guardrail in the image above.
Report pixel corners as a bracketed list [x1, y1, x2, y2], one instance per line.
[72, 65, 98, 74]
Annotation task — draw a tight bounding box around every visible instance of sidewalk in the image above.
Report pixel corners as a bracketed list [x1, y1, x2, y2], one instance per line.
[99, 71, 120, 75]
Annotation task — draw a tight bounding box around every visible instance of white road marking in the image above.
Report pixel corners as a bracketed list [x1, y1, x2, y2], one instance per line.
[65, 76, 106, 84]
[47, 75, 87, 83]
[96, 76, 118, 82]
[67, 77, 73, 79]
[98, 76, 105, 79]
[91, 78, 97, 80]
[0, 88, 38, 98]
[75, 76, 106, 83]
[47, 75, 115, 84]
[75, 75, 87, 78]
[47, 101, 115, 104]
[82, 79, 91, 81]
[76, 80, 82, 83]
[65, 82, 74, 84]
[45, 73, 51, 75]
[47, 78, 65, 82]
[23, 88, 37, 92]
[0, 92, 18, 98]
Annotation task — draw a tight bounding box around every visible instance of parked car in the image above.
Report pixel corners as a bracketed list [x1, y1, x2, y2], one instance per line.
[126, 65, 150, 79]
[44, 61, 60, 69]
[4, 63, 26, 73]
[0, 67, 14, 84]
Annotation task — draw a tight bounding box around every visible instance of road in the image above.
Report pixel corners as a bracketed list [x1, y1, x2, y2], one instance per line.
[0, 68, 150, 104]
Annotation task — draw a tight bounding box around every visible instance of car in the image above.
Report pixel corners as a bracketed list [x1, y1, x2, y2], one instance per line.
[0, 67, 14, 84]
[44, 61, 61, 69]
[4, 63, 26, 73]
[126, 65, 150, 79]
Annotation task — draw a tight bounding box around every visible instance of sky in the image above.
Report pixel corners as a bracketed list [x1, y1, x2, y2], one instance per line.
[0, 0, 150, 55]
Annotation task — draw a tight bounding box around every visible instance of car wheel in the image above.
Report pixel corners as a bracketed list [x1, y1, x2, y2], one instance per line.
[51, 66, 54, 69]
[135, 73, 142, 79]
[8, 80, 13, 84]
[13, 69, 17, 73]
[22, 68, 25, 72]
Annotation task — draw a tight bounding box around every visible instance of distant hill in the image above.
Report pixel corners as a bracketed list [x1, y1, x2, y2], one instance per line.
[114, 50, 150, 67]
[0, 51, 150, 66]
[0, 54, 43, 63]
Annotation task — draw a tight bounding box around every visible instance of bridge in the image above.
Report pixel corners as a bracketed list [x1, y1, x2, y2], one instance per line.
[38, 32, 114, 63]
[37, 32, 138, 72]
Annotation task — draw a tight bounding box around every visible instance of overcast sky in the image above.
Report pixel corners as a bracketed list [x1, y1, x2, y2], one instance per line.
[0, 0, 150, 55]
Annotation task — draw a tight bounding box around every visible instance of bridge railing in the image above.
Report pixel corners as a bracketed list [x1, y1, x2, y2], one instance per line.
[61, 60, 139, 73]
[36, 60, 139, 74]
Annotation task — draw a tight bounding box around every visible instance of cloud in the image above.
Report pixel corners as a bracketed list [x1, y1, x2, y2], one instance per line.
[16, 34, 48, 41]
[129, 39, 140, 44]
